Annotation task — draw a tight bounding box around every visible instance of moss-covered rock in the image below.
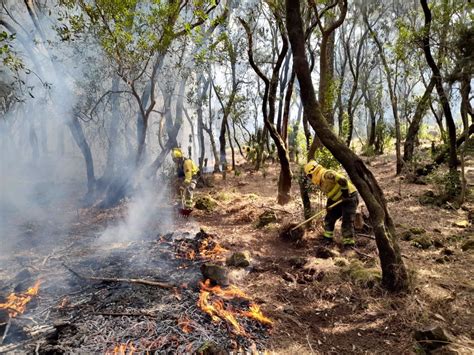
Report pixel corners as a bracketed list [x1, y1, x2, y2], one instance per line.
[334, 257, 349, 267]
[409, 227, 426, 235]
[341, 260, 381, 288]
[412, 235, 432, 249]
[461, 238, 474, 252]
[257, 210, 277, 228]
[399, 230, 414, 241]
[226, 251, 251, 268]
[433, 238, 444, 248]
[194, 196, 218, 212]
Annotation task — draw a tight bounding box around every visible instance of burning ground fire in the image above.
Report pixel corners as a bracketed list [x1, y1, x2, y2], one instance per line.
[105, 342, 136, 355]
[0, 280, 41, 318]
[198, 279, 273, 335]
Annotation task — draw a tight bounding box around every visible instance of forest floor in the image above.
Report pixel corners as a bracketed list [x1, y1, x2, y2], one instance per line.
[1, 153, 473, 353]
[186, 154, 474, 354]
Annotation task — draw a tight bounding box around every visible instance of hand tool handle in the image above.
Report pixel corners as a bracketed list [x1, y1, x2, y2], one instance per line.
[290, 199, 343, 231]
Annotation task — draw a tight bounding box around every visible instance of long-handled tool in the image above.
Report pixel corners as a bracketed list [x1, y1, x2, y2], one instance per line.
[290, 199, 343, 232]
[178, 187, 193, 217]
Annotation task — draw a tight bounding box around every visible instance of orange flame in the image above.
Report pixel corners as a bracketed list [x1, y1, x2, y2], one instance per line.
[242, 303, 273, 326]
[200, 279, 249, 300]
[199, 239, 228, 260]
[0, 280, 41, 317]
[106, 343, 136, 355]
[197, 280, 272, 335]
[198, 289, 246, 335]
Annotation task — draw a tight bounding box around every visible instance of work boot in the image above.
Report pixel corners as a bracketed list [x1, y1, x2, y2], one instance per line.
[321, 230, 334, 245]
[342, 237, 355, 247]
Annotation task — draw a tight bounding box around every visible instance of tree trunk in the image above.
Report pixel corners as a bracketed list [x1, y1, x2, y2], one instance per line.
[226, 119, 235, 171]
[420, 0, 457, 173]
[276, 53, 291, 135]
[287, 0, 409, 292]
[68, 117, 95, 195]
[240, 17, 292, 205]
[364, 14, 402, 174]
[282, 69, 295, 146]
[403, 77, 435, 163]
[99, 77, 121, 188]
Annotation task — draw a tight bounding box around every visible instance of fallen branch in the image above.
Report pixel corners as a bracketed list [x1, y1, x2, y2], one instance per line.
[351, 248, 376, 259]
[356, 233, 376, 240]
[62, 263, 175, 289]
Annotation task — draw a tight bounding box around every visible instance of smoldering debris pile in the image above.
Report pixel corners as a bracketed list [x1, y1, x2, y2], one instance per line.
[0, 230, 271, 353]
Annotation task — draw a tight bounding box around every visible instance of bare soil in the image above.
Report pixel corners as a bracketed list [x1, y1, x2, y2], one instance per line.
[189, 156, 474, 354]
[0, 154, 473, 353]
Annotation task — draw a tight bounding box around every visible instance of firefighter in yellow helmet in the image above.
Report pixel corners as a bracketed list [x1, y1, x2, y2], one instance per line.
[171, 148, 199, 209]
[304, 160, 359, 246]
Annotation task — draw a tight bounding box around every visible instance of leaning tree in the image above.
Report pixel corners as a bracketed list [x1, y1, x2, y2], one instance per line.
[286, 0, 409, 292]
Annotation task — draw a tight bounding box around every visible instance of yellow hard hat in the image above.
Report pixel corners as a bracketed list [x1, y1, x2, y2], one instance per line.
[304, 160, 320, 175]
[171, 147, 183, 159]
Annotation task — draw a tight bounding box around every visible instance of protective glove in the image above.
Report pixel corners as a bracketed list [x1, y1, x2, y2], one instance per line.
[341, 188, 350, 199]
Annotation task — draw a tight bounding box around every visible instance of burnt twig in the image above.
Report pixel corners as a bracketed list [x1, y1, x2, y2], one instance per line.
[62, 263, 175, 289]
[94, 311, 158, 318]
[0, 318, 11, 345]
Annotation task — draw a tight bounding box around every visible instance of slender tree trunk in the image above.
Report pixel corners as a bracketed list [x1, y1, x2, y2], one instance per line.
[68, 117, 95, 195]
[240, 17, 293, 204]
[403, 77, 435, 163]
[276, 53, 291, 135]
[282, 69, 295, 146]
[100, 77, 121, 187]
[287, 0, 409, 292]
[364, 15, 402, 173]
[420, 0, 457, 172]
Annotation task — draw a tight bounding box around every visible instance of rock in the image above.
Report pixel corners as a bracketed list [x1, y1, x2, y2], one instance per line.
[288, 256, 307, 268]
[442, 247, 455, 256]
[453, 220, 469, 228]
[433, 228, 442, 233]
[197, 341, 226, 355]
[315, 246, 339, 259]
[257, 210, 277, 228]
[435, 255, 450, 264]
[200, 263, 229, 286]
[194, 196, 218, 212]
[412, 235, 432, 249]
[399, 230, 414, 241]
[419, 193, 436, 205]
[433, 238, 444, 248]
[461, 238, 474, 252]
[410, 227, 426, 235]
[226, 251, 251, 268]
[414, 326, 452, 352]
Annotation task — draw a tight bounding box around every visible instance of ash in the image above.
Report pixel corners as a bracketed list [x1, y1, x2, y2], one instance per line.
[0, 230, 270, 353]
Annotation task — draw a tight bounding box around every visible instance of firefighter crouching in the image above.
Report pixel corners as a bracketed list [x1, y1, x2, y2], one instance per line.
[304, 160, 359, 246]
[171, 148, 199, 210]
